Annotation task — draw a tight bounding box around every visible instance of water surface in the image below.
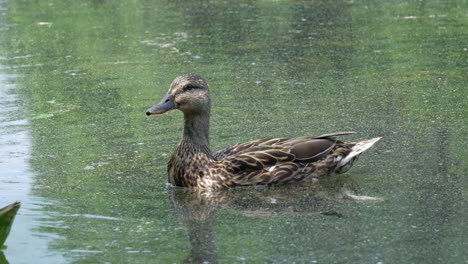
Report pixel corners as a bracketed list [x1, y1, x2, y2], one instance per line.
[0, 0, 467, 263]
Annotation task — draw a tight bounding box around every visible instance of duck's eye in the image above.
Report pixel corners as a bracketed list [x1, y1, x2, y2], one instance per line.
[184, 84, 196, 91]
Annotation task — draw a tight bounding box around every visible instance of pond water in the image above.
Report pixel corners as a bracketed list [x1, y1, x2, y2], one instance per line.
[0, 0, 467, 263]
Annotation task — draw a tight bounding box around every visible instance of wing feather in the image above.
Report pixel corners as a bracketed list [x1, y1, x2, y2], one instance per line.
[213, 131, 354, 164]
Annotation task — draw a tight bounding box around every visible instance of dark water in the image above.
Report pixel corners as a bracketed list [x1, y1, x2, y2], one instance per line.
[0, 0, 467, 263]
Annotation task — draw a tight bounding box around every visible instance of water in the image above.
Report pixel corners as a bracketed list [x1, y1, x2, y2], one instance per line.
[0, 0, 467, 263]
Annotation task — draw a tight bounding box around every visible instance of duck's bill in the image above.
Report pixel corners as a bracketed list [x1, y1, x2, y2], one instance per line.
[146, 94, 175, 116]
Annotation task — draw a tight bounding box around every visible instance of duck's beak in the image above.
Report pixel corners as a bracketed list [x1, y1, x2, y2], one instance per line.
[146, 94, 175, 116]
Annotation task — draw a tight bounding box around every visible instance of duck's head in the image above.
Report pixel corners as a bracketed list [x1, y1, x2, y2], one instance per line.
[146, 74, 210, 116]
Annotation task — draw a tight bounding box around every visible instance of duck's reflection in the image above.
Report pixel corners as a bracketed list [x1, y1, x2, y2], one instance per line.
[169, 177, 374, 263]
[169, 188, 218, 263]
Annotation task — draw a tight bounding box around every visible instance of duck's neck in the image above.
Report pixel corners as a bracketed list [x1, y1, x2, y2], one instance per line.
[181, 112, 210, 148]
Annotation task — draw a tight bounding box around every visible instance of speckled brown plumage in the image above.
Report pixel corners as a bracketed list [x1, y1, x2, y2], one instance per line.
[146, 74, 381, 189]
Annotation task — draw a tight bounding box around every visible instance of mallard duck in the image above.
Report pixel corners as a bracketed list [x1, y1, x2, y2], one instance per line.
[146, 74, 381, 189]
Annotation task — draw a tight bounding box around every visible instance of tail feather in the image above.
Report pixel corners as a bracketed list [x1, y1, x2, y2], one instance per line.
[338, 137, 382, 168]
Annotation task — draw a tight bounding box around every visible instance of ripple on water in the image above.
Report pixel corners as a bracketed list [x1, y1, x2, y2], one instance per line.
[1, 65, 66, 263]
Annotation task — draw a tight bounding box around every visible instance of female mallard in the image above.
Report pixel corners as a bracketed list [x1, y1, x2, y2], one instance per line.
[146, 74, 381, 189]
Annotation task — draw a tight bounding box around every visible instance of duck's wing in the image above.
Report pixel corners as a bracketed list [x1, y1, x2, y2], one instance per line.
[213, 132, 356, 161]
[213, 138, 288, 160]
[216, 146, 296, 174]
[210, 136, 345, 187]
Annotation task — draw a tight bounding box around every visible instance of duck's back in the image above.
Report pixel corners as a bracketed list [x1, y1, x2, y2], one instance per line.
[206, 132, 371, 188]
